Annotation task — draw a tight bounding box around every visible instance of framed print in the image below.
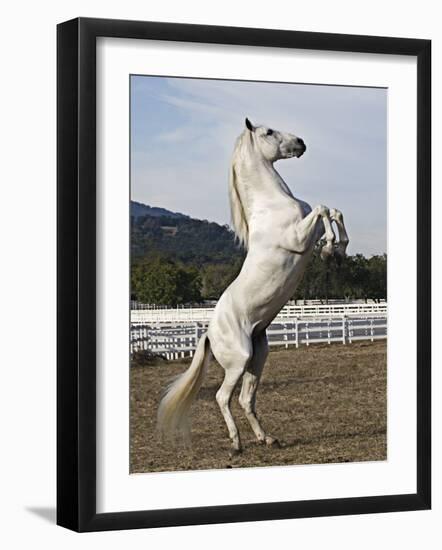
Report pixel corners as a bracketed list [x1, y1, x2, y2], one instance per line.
[57, 17, 431, 532]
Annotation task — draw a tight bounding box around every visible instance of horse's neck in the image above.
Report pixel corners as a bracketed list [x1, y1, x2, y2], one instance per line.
[235, 155, 294, 216]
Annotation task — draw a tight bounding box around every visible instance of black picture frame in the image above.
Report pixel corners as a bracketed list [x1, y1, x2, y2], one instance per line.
[57, 17, 431, 532]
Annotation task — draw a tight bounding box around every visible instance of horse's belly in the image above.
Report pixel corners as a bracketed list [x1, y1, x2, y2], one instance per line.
[241, 252, 311, 329]
[252, 273, 304, 328]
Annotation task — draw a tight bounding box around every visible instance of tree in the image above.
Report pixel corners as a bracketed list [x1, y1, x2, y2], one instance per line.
[366, 254, 387, 302]
[131, 258, 202, 306]
[131, 243, 387, 306]
[201, 260, 242, 300]
[292, 247, 387, 302]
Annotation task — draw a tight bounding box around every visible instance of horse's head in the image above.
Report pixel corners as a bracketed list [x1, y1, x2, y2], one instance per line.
[245, 118, 306, 162]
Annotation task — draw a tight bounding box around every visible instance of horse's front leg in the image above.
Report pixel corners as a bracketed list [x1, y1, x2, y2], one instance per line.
[330, 208, 349, 259]
[282, 205, 336, 258]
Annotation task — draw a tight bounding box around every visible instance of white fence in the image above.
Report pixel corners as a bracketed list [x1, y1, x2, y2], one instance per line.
[130, 298, 386, 311]
[131, 302, 387, 325]
[130, 299, 385, 310]
[130, 313, 387, 361]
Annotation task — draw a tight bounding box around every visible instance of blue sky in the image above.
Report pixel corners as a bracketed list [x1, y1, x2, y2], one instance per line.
[131, 75, 387, 256]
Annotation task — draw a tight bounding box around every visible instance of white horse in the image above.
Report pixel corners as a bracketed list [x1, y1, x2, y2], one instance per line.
[158, 118, 349, 456]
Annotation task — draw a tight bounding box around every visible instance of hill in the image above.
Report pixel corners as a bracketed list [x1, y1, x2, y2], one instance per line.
[130, 201, 243, 265]
[130, 200, 188, 221]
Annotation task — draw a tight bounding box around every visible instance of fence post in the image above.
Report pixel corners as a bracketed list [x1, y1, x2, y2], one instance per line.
[189, 332, 194, 358]
[342, 315, 347, 345]
[195, 322, 199, 354]
[295, 317, 299, 348]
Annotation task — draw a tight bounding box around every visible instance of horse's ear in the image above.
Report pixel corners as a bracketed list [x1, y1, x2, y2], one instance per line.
[245, 117, 255, 132]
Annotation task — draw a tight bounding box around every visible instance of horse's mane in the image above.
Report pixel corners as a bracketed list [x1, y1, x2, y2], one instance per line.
[229, 130, 252, 249]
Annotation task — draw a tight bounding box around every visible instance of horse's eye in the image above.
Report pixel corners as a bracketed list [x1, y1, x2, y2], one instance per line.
[266, 129, 273, 136]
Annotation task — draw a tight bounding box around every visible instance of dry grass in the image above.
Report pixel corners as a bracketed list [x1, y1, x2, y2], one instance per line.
[130, 340, 387, 473]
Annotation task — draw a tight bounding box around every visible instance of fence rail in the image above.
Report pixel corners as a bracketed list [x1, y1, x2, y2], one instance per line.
[130, 314, 387, 361]
[130, 299, 385, 310]
[131, 302, 387, 325]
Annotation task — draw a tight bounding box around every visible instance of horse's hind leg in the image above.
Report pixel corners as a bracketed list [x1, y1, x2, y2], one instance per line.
[213, 339, 252, 456]
[239, 332, 279, 447]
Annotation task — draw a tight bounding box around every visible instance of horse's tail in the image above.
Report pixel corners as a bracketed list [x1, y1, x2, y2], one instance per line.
[157, 332, 211, 443]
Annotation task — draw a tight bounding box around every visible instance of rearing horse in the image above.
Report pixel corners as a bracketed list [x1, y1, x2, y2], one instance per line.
[158, 118, 349, 456]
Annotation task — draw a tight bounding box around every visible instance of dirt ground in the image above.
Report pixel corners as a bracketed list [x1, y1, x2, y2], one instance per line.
[130, 340, 387, 473]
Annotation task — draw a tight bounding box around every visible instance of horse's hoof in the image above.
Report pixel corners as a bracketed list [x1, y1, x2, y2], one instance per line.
[265, 436, 281, 448]
[334, 244, 346, 260]
[229, 448, 242, 459]
[321, 245, 333, 260]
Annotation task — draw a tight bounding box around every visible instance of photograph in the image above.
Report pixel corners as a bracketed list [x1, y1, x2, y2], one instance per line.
[129, 75, 388, 473]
